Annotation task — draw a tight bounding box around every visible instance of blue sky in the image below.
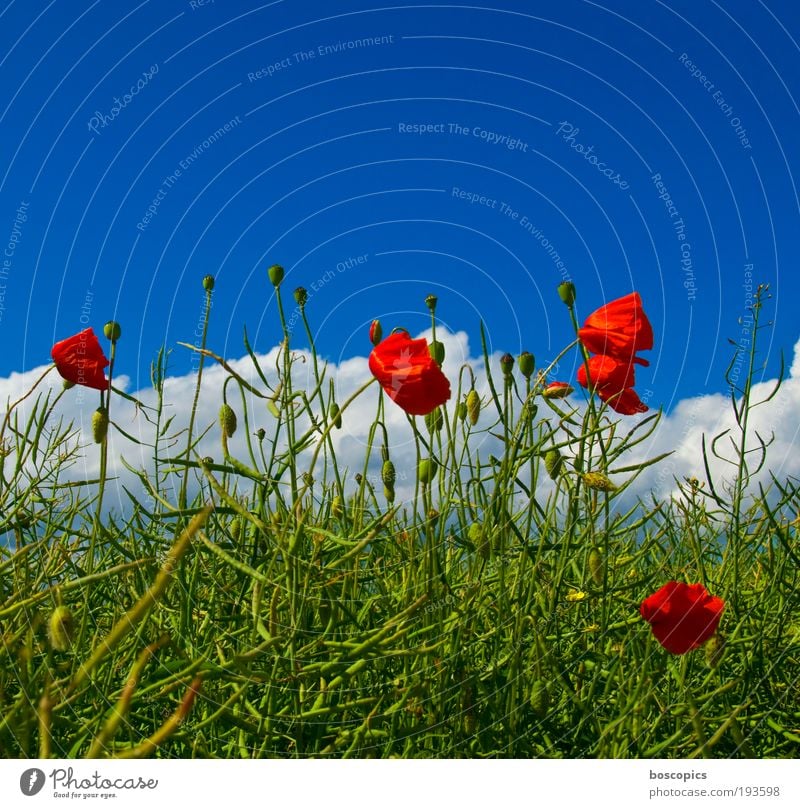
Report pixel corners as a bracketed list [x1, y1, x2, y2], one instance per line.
[1, 0, 799, 413]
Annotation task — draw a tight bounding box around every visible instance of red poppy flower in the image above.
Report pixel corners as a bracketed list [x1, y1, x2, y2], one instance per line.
[51, 328, 110, 391]
[640, 581, 724, 655]
[542, 381, 574, 399]
[368, 331, 451, 416]
[576, 354, 647, 415]
[578, 292, 653, 365]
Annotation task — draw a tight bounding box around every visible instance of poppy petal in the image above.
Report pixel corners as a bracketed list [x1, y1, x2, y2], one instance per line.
[369, 331, 451, 416]
[50, 328, 110, 391]
[640, 581, 724, 655]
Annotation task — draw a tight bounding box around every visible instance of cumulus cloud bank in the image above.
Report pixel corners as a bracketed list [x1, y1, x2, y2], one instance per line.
[3, 330, 799, 522]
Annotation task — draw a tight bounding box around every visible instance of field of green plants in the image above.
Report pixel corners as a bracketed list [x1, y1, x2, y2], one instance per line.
[1, 276, 798, 759]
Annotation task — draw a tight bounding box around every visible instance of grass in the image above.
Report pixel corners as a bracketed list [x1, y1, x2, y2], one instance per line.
[0, 279, 798, 759]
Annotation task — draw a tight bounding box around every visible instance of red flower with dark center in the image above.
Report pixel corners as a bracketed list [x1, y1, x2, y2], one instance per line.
[576, 354, 647, 415]
[368, 331, 451, 416]
[51, 328, 110, 391]
[640, 581, 724, 655]
[578, 292, 653, 365]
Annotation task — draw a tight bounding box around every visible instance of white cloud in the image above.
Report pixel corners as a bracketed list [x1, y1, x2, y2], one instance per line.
[3, 332, 799, 525]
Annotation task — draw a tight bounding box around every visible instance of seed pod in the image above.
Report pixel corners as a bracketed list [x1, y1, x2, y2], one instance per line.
[543, 448, 563, 480]
[318, 596, 332, 628]
[425, 294, 438, 312]
[48, 606, 75, 652]
[418, 457, 437, 485]
[219, 403, 237, 438]
[267, 264, 284, 287]
[425, 408, 443, 433]
[383, 485, 395, 504]
[92, 407, 109, 444]
[330, 402, 342, 429]
[705, 633, 725, 669]
[582, 472, 616, 492]
[256, 427, 266, 441]
[466, 390, 480, 425]
[103, 321, 122, 341]
[529, 679, 550, 718]
[202, 274, 215, 291]
[529, 679, 549, 718]
[500, 353, 514, 377]
[293, 286, 308, 307]
[588, 547, 604, 587]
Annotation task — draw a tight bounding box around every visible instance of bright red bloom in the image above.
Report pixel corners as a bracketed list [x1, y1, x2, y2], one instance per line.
[576, 354, 647, 415]
[578, 292, 653, 365]
[368, 331, 451, 416]
[542, 381, 574, 399]
[51, 328, 110, 391]
[640, 581, 724, 655]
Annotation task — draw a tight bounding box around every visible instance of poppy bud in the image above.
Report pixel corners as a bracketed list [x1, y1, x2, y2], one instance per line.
[369, 319, 383, 346]
[425, 294, 438, 312]
[429, 340, 445, 366]
[425, 408, 443, 433]
[529, 680, 549, 718]
[518, 351, 535, 379]
[500, 353, 515, 377]
[588, 547, 604, 586]
[457, 401, 467, 421]
[544, 449, 563, 480]
[48, 606, 75, 652]
[331, 495, 344, 519]
[466, 390, 480, 425]
[705, 633, 725, 668]
[202, 275, 215, 292]
[92, 407, 109, 444]
[318, 597, 333, 628]
[557, 281, 576, 307]
[103, 321, 122, 342]
[383, 486, 395, 504]
[268, 264, 285, 288]
[582, 472, 617, 492]
[330, 401, 342, 429]
[418, 457, 437, 485]
[256, 427, 266, 441]
[382, 460, 396, 488]
[219, 403, 237, 438]
[543, 382, 574, 399]
[294, 287, 308, 307]
[230, 519, 241, 541]
[468, 521, 490, 559]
